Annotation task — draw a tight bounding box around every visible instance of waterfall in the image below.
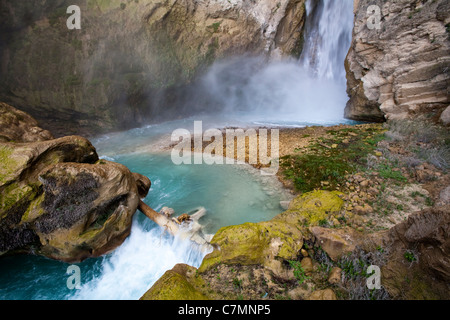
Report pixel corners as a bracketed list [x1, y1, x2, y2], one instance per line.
[180, 0, 355, 124]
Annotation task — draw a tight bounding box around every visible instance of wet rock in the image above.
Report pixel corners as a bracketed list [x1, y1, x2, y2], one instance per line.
[132, 172, 151, 199]
[33, 161, 140, 262]
[140, 264, 208, 300]
[0, 105, 144, 262]
[0, 1, 308, 135]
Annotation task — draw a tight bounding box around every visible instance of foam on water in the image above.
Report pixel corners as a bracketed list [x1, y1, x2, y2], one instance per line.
[71, 222, 209, 300]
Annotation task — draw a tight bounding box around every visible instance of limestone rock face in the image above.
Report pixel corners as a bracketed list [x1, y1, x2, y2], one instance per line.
[345, 0, 450, 122]
[0, 104, 149, 262]
[0, 0, 306, 136]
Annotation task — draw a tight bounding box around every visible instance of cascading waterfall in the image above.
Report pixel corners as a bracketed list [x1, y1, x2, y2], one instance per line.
[188, 0, 354, 124]
[300, 0, 354, 82]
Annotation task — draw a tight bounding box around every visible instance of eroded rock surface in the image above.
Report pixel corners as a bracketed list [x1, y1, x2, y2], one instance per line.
[345, 0, 450, 122]
[0, 103, 149, 262]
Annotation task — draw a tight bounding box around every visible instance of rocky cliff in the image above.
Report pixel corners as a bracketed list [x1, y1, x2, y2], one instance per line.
[0, 0, 306, 136]
[345, 0, 450, 123]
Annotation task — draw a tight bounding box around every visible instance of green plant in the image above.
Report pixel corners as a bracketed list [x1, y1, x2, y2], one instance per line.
[404, 250, 416, 263]
[288, 260, 311, 284]
[280, 126, 386, 193]
[377, 163, 407, 182]
[232, 278, 242, 289]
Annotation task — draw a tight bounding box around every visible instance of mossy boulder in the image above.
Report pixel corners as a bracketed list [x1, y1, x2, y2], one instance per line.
[199, 220, 303, 273]
[274, 190, 344, 226]
[198, 190, 343, 273]
[140, 264, 208, 300]
[0, 104, 150, 262]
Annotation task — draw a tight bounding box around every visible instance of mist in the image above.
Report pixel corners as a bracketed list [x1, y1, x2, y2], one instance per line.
[160, 0, 355, 125]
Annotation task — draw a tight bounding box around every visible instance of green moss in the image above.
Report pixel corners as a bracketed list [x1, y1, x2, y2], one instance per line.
[0, 182, 38, 220]
[0, 145, 17, 183]
[199, 220, 303, 273]
[20, 193, 45, 224]
[208, 21, 222, 33]
[275, 190, 344, 226]
[140, 270, 208, 300]
[280, 125, 386, 193]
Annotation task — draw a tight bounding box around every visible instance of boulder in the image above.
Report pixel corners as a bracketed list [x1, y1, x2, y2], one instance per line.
[274, 190, 344, 226]
[382, 205, 450, 299]
[440, 106, 450, 126]
[32, 161, 140, 262]
[140, 264, 208, 300]
[198, 220, 303, 273]
[308, 289, 337, 300]
[0, 105, 150, 262]
[132, 172, 151, 199]
[309, 226, 359, 262]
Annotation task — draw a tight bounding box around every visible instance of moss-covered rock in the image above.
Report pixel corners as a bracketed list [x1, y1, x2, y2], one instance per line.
[140, 264, 208, 300]
[0, 104, 150, 262]
[199, 220, 303, 273]
[274, 190, 344, 226]
[195, 191, 344, 273]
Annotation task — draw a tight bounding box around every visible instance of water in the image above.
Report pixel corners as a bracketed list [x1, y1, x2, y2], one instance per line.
[300, 0, 354, 82]
[173, 0, 354, 123]
[0, 0, 355, 300]
[0, 123, 293, 300]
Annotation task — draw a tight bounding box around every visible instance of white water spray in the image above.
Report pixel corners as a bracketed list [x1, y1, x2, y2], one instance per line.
[190, 0, 354, 124]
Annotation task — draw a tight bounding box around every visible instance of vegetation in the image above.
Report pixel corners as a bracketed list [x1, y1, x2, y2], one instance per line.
[288, 260, 311, 284]
[280, 125, 386, 193]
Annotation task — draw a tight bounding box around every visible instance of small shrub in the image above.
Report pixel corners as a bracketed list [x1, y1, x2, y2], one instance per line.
[288, 260, 311, 284]
[404, 250, 417, 263]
